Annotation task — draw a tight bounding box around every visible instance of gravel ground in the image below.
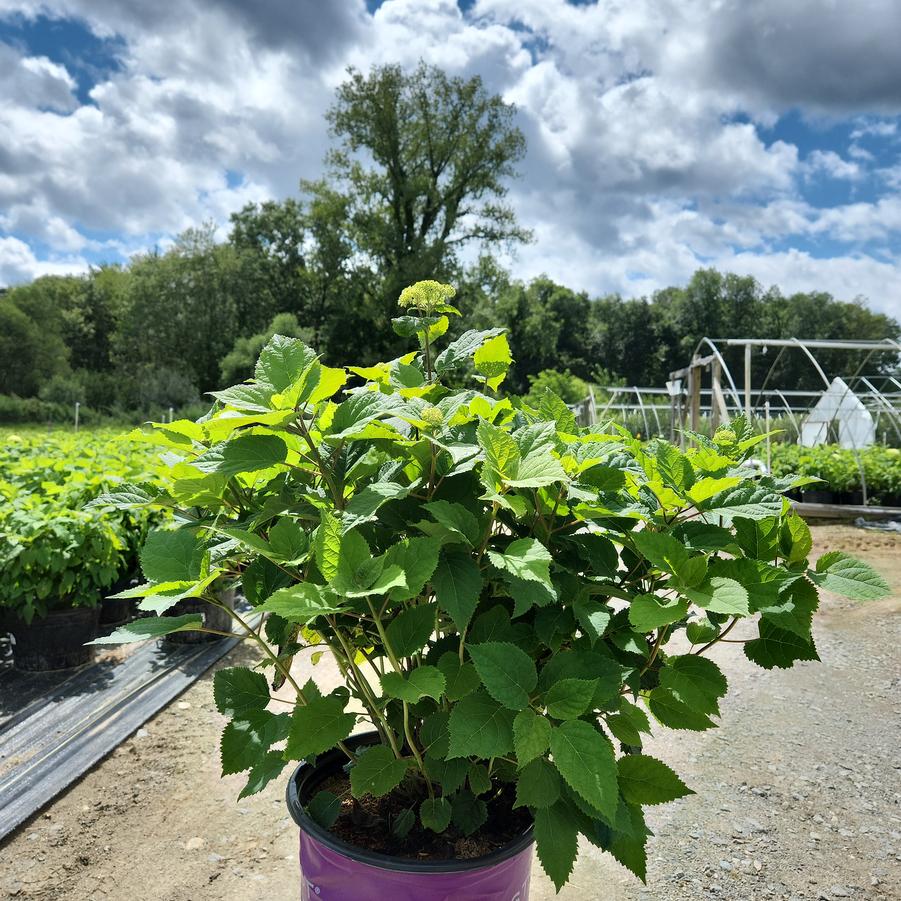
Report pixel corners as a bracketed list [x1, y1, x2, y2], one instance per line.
[1, 525, 899, 901]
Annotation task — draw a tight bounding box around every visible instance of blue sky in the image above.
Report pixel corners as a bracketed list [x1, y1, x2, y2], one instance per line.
[0, 0, 900, 317]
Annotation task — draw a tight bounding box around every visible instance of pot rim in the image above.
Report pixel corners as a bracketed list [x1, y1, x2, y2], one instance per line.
[285, 732, 534, 874]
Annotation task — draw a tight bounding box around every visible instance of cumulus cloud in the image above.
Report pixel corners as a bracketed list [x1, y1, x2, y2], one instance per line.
[0, 0, 899, 320]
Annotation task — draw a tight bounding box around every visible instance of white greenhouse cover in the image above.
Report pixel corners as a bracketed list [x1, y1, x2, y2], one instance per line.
[799, 377, 875, 449]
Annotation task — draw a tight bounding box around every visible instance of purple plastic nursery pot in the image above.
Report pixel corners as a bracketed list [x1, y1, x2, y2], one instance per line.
[286, 733, 534, 901]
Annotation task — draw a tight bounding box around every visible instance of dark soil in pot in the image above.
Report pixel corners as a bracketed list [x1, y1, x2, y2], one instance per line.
[163, 590, 235, 644]
[288, 733, 533, 867]
[3, 606, 100, 671]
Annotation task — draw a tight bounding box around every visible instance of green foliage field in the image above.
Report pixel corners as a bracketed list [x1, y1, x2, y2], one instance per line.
[769, 443, 901, 502]
[0, 428, 165, 621]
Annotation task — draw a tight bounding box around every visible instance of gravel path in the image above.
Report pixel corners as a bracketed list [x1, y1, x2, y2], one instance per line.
[1, 526, 899, 901]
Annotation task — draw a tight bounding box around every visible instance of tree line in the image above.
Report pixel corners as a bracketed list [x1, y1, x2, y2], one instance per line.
[1, 63, 897, 420]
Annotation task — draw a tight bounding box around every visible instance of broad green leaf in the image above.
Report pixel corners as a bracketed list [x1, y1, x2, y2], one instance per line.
[437, 652, 480, 700]
[194, 434, 288, 477]
[436, 328, 505, 372]
[630, 530, 688, 574]
[698, 485, 783, 522]
[85, 483, 161, 510]
[89, 614, 203, 644]
[208, 382, 274, 412]
[467, 641, 537, 710]
[757, 577, 818, 639]
[432, 548, 483, 631]
[419, 797, 452, 832]
[267, 518, 308, 563]
[513, 709, 552, 767]
[685, 616, 720, 644]
[646, 688, 716, 731]
[255, 583, 348, 623]
[239, 751, 287, 799]
[781, 513, 813, 564]
[573, 598, 611, 643]
[468, 763, 492, 796]
[423, 500, 481, 546]
[447, 689, 516, 758]
[680, 576, 749, 616]
[306, 790, 341, 829]
[474, 332, 512, 391]
[487, 538, 552, 587]
[744, 620, 820, 669]
[254, 334, 317, 392]
[380, 666, 445, 702]
[314, 512, 342, 581]
[284, 696, 355, 760]
[534, 802, 579, 891]
[810, 551, 890, 600]
[506, 575, 556, 618]
[658, 655, 727, 715]
[344, 481, 411, 529]
[617, 755, 694, 805]
[214, 667, 270, 718]
[515, 758, 562, 809]
[140, 528, 201, 583]
[628, 594, 689, 632]
[386, 604, 437, 657]
[220, 710, 290, 775]
[451, 790, 488, 835]
[477, 419, 520, 486]
[383, 536, 441, 602]
[350, 746, 409, 798]
[544, 678, 597, 720]
[549, 720, 618, 821]
[424, 755, 469, 794]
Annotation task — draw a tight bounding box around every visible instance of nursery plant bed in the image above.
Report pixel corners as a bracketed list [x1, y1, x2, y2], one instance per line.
[0, 614, 258, 841]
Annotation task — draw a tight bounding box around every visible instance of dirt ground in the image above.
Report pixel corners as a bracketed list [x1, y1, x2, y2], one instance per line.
[1, 525, 899, 901]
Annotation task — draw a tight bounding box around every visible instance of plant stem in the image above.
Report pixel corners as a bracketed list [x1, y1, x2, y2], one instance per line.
[693, 616, 740, 655]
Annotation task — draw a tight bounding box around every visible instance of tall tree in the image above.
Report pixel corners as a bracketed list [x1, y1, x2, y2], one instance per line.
[303, 62, 530, 359]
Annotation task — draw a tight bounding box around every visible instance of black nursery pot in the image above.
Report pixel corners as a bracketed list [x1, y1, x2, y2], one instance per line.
[164, 589, 235, 644]
[100, 595, 137, 628]
[800, 488, 835, 504]
[3, 606, 100, 671]
[285, 733, 534, 901]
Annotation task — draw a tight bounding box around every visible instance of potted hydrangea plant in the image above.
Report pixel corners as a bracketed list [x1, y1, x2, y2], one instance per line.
[0, 502, 124, 669]
[95, 282, 889, 898]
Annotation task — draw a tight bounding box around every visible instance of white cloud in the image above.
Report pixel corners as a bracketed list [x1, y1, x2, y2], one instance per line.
[0, 235, 88, 284]
[0, 0, 899, 323]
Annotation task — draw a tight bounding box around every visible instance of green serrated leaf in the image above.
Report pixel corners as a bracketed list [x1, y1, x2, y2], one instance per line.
[487, 538, 552, 587]
[467, 641, 537, 711]
[513, 709, 552, 767]
[810, 551, 890, 600]
[628, 595, 689, 632]
[239, 750, 287, 799]
[544, 678, 598, 720]
[350, 746, 410, 798]
[534, 802, 579, 891]
[386, 604, 437, 657]
[515, 758, 562, 809]
[680, 576, 749, 616]
[447, 689, 516, 758]
[658, 655, 728, 715]
[380, 666, 445, 702]
[420, 797, 452, 832]
[646, 688, 716, 731]
[432, 548, 483, 631]
[214, 667, 270, 718]
[617, 755, 694, 805]
[306, 790, 341, 829]
[744, 619, 820, 669]
[549, 720, 618, 821]
[89, 613, 203, 644]
[451, 790, 488, 835]
[437, 653, 480, 700]
[284, 696, 355, 760]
